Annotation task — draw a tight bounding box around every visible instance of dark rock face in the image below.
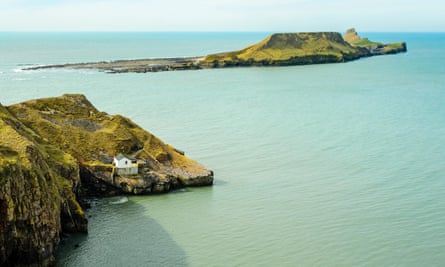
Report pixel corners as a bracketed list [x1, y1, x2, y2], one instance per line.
[0, 163, 60, 266]
[78, 165, 122, 197]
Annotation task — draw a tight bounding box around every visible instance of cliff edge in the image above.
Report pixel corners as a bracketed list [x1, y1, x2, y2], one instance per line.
[0, 94, 213, 266]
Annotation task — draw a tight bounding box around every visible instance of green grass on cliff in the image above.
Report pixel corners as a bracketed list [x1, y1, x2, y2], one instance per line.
[386, 42, 405, 49]
[6, 94, 208, 177]
[353, 38, 381, 47]
[0, 106, 34, 168]
[7, 95, 153, 165]
[0, 127, 27, 166]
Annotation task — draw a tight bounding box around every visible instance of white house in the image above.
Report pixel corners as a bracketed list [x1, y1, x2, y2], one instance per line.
[113, 154, 138, 175]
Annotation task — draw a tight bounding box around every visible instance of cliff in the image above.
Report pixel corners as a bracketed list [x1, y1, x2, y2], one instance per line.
[0, 101, 87, 266]
[0, 94, 213, 266]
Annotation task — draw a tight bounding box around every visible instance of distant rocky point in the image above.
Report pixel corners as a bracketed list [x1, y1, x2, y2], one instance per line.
[343, 28, 407, 55]
[0, 94, 213, 266]
[24, 29, 407, 74]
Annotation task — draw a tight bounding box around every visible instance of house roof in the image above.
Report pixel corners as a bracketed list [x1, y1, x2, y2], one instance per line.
[114, 153, 136, 161]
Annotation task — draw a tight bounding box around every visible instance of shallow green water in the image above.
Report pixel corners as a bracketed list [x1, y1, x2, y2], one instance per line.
[1, 32, 445, 266]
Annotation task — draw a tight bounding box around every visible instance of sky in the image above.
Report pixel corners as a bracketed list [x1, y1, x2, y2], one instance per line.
[0, 0, 444, 32]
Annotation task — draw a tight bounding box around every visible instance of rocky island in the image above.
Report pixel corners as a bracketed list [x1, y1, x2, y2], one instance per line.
[25, 29, 406, 74]
[0, 94, 213, 266]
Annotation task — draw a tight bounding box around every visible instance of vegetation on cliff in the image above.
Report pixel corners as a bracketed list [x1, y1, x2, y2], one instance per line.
[0, 94, 213, 266]
[0, 101, 87, 266]
[8, 94, 213, 192]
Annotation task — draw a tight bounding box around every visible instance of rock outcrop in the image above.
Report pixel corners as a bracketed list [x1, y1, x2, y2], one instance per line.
[0, 94, 213, 266]
[343, 28, 407, 55]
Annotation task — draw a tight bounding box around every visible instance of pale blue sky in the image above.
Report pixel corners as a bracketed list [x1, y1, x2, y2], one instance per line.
[1, 0, 443, 32]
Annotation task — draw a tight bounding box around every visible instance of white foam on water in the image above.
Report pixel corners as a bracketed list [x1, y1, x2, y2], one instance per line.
[109, 196, 129, 205]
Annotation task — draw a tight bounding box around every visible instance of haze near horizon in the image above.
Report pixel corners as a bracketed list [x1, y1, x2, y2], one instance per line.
[0, 0, 444, 32]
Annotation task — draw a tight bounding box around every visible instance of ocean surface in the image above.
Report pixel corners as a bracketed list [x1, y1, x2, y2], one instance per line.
[1, 32, 445, 266]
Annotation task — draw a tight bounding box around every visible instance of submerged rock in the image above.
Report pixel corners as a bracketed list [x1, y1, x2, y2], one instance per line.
[0, 94, 213, 266]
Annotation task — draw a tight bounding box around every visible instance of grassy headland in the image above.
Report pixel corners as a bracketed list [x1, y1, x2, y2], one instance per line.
[0, 94, 213, 266]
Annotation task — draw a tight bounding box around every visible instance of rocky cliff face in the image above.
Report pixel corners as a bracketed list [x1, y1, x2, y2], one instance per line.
[0, 94, 213, 266]
[0, 102, 87, 266]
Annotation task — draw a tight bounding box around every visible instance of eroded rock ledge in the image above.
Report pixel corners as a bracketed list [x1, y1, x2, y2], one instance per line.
[0, 94, 213, 266]
[24, 29, 406, 74]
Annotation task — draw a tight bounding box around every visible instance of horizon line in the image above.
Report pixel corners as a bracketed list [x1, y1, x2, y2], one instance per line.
[1, 30, 444, 33]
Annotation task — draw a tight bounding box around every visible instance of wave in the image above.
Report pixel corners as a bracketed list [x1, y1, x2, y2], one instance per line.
[16, 63, 40, 66]
[13, 64, 45, 73]
[13, 67, 24, 73]
[109, 196, 128, 205]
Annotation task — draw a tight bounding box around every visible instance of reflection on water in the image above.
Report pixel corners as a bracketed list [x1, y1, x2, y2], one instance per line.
[56, 197, 188, 267]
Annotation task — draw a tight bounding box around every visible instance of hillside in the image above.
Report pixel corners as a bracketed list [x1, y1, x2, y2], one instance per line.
[0, 94, 213, 266]
[201, 32, 369, 67]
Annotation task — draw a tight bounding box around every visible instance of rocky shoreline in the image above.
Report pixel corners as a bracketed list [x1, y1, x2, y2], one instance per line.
[25, 57, 205, 74]
[24, 30, 407, 74]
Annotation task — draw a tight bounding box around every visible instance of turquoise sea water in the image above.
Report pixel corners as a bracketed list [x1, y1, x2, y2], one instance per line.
[1, 32, 445, 266]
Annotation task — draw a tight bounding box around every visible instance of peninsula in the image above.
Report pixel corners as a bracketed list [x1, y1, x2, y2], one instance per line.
[0, 94, 213, 266]
[25, 29, 406, 74]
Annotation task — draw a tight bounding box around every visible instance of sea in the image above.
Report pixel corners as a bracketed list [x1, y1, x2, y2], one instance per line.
[1, 32, 445, 266]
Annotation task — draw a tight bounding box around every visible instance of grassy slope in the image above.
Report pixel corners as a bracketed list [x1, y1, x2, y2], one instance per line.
[0, 104, 36, 168]
[0, 101, 82, 214]
[7, 94, 210, 180]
